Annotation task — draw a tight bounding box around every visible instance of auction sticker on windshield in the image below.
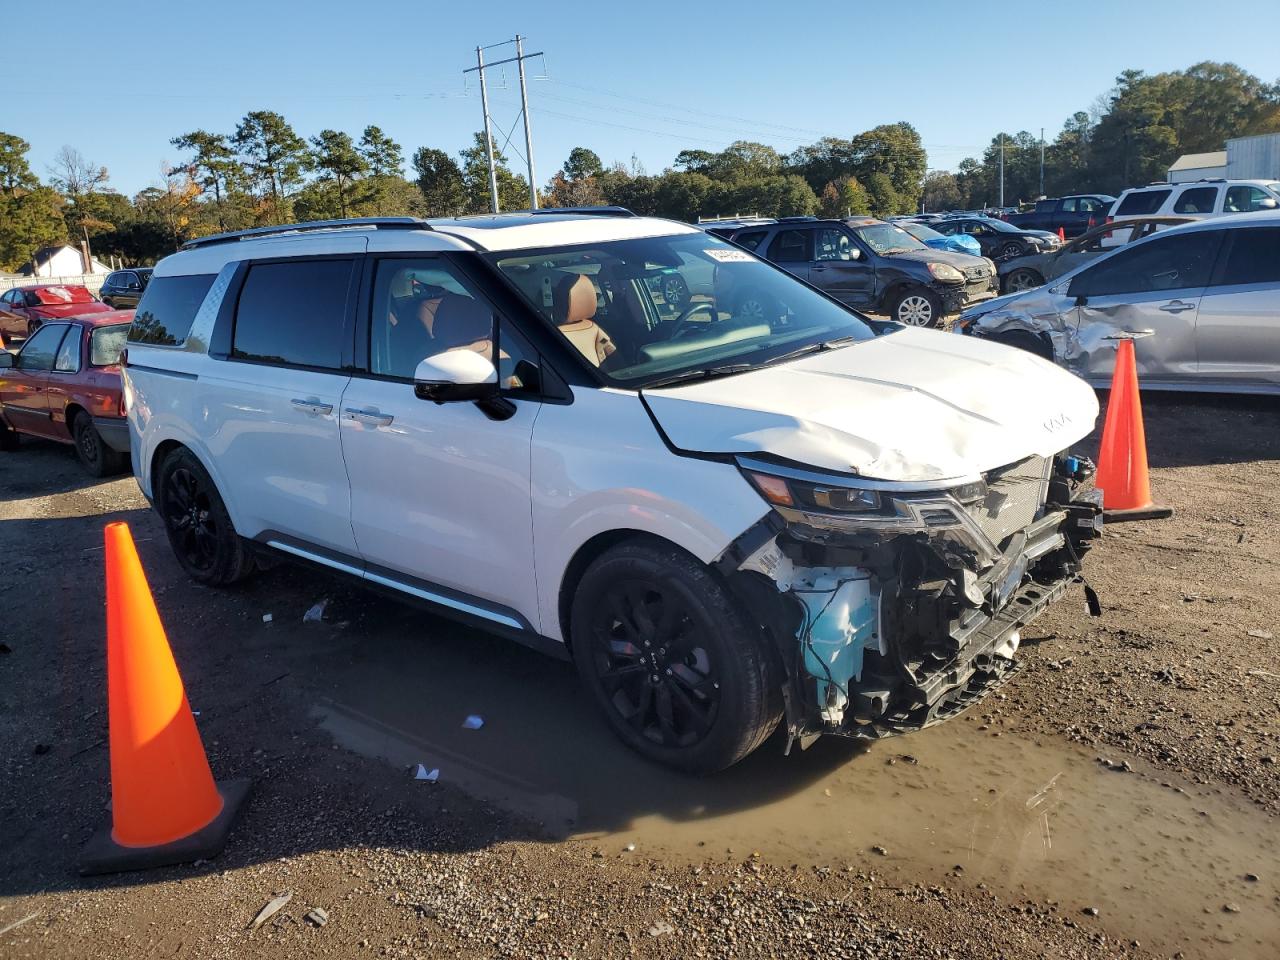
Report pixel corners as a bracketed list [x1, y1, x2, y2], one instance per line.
[704, 248, 754, 262]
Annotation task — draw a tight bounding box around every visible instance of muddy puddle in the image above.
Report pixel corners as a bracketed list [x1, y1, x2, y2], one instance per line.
[301, 608, 1279, 959]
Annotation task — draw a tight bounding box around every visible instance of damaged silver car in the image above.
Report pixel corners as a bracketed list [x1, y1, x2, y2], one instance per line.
[956, 212, 1280, 395]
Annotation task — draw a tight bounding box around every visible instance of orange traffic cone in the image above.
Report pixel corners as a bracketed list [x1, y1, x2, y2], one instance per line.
[80, 522, 250, 875]
[1057, 225, 1066, 241]
[1095, 337, 1172, 523]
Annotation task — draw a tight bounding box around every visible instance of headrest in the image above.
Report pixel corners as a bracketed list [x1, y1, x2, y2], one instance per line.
[431, 294, 491, 349]
[553, 273, 597, 326]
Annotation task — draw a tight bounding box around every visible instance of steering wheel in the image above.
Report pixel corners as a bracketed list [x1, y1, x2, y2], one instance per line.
[667, 301, 718, 340]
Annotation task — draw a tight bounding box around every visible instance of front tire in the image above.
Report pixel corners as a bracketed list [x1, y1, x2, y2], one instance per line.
[998, 241, 1024, 260]
[570, 540, 780, 773]
[890, 287, 943, 327]
[1002, 267, 1043, 294]
[157, 447, 255, 586]
[72, 412, 126, 477]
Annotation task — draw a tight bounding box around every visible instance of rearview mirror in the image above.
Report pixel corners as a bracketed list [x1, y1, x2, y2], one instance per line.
[413, 349, 498, 403]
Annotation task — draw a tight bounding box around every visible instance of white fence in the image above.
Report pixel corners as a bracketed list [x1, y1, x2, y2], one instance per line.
[0, 274, 107, 294]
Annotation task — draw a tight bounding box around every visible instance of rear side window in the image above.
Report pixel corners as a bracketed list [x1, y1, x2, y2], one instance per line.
[1216, 228, 1280, 286]
[128, 274, 216, 345]
[1115, 190, 1171, 216]
[91, 324, 130, 366]
[1173, 187, 1217, 214]
[231, 259, 354, 369]
[768, 229, 811, 262]
[733, 230, 767, 251]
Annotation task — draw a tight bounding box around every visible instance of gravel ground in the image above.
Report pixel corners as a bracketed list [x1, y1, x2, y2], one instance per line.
[1, 391, 1277, 959]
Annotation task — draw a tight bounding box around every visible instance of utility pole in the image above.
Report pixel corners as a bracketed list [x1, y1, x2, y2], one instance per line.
[464, 37, 545, 214]
[998, 134, 1005, 209]
[473, 46, 500, 213]
[515, 35, 538, 209]
[1039, 128, 1045, 197]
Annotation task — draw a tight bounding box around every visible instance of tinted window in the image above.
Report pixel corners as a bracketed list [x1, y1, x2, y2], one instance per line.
[128, 274, 216, 345]
[768, 229, 811, 262]
[1216, 228, 1280, 286]
[54, 328, 80, 372]
[16, 323, 67, 371]
[369, 259, 487, 379]
[1079, 197, 1108, 214]
[1071, 231, 1220, 297]
[1173, 187, 1217, 214]
[1116, 190, 1171, 216]
[734, 230, 767, 251]
[232, 259, 354, 368]
[91, 324, 130, 366]
[814, 228, 856, 261]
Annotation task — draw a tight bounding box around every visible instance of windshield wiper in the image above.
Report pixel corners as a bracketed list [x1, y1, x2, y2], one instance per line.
[763, 335, 858, 366]
[643, 363, 755, 389]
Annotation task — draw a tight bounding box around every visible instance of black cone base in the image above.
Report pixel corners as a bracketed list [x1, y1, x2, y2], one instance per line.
[79, 778, 252, 876]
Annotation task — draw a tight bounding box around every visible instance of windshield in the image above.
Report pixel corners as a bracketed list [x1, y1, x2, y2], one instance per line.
[32, 285, 96, 305]
[486, 232, 884, 387]
[847, 222, 928, 255]
[90, 323, 129, 366]
[899, 221, 944, 242]
[984, 218, 1022, 233]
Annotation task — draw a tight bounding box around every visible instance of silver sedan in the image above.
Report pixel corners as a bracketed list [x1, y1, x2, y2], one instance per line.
[955, 212, 1280, 395]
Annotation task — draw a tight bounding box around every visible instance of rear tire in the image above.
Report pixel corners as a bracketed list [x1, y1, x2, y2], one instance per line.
[156, 447, 256, 586]
[570, 540, 780, 773]
[890, 287, 943, 328]
[72, 412, 126, 477]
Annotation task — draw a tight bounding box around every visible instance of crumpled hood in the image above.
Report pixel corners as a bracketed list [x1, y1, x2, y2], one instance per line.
[642, 327, 1098, 483]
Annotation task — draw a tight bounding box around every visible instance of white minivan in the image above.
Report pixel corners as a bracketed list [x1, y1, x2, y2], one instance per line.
[123, 212, 1102, 772]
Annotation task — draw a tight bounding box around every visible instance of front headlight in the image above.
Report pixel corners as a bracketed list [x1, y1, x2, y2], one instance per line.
[983, 257, 997, 273]
[745, 470, 883, 515]
[927, 262, 965, 282]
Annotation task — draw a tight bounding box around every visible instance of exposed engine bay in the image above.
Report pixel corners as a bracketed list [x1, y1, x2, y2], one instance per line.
[719, 452, 1103, 748]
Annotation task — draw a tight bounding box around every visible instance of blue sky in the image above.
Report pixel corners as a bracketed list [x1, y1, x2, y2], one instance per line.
[6, 0, 1278, 196]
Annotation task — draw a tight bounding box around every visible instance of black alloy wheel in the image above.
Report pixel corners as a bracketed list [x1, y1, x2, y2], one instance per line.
[588, 579, 720, 749]
[157, 448, 255, 586]
[571, 540, 780, 773]
[998, 241, 1024, 260]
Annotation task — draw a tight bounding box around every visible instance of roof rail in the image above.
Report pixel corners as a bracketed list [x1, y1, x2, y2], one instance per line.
[528, 205, 635, 217]
[180, 217, 433, 251]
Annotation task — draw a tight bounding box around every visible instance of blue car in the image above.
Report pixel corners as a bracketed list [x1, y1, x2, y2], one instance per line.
[898, 220, 982, 258]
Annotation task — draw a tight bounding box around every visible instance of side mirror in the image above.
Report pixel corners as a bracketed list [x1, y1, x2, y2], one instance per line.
[0, 352, 12, 368]
[1259, 197, 1278, 210]
[413, 349, 498, 403]
[848, 247, 861, 261]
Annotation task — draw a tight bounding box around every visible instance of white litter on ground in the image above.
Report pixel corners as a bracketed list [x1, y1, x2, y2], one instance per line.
[462, 715, 484, 730]
[262, 613, 273, 623]
[414, 764, 440, 782]
[303, 599, 329, 623]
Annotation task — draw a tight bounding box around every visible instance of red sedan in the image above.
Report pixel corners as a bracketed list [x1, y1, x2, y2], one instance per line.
[0, 310, 133, 475]
[0, 284, 116, 346]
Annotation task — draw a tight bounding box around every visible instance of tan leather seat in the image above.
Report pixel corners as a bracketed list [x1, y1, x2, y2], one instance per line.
[553, 274, 615, 366]
[431, 294, 494, 356]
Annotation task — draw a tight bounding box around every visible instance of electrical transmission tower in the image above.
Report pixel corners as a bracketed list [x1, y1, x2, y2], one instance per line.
[463, 36, 544, 213]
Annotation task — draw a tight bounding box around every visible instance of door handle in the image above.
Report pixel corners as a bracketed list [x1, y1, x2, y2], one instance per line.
[1158, 300, 1195, 313]
[291, 398, 333, 416]
[344, 407, 394, 427]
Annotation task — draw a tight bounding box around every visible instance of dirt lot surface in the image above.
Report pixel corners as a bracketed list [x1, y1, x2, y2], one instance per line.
[2, 392, 1278, 959]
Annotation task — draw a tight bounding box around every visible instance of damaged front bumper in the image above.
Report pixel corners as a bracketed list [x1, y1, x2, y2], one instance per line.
[720, 452, 1102, 748]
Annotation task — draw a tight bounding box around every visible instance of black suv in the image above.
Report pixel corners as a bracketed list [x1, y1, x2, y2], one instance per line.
[99, 268, 153, 309]
[730, 218, 996, 327]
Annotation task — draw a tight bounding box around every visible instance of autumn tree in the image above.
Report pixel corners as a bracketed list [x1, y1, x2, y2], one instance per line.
[170, 130, 244, 230]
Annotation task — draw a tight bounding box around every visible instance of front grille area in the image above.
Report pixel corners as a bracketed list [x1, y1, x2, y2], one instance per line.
[963, 265, 991, 281]
[965, 455, 1052, 547]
